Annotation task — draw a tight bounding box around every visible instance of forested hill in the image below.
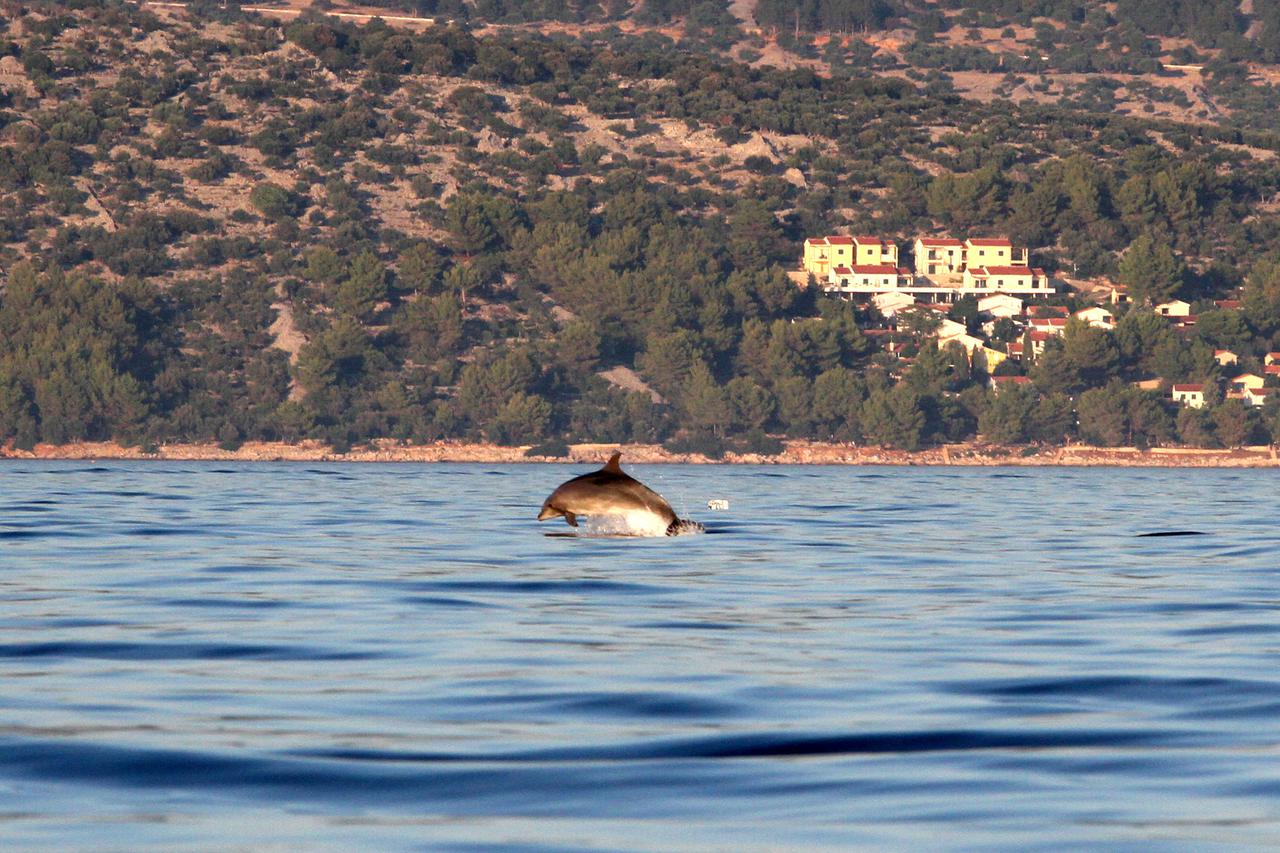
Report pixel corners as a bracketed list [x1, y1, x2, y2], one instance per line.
[5, 1, 1280, 455]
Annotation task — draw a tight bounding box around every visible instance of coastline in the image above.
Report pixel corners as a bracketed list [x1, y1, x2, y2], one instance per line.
[2, 440, 1279, 467]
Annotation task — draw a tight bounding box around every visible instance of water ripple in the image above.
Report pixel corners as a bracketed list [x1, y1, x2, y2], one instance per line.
[0, 642, 385, 662]
[2, 463, 1280, 849]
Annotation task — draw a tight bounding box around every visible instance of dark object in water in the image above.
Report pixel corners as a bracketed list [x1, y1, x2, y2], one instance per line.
[537, 452, 702, 536]
[1137, 531, 1207, 537]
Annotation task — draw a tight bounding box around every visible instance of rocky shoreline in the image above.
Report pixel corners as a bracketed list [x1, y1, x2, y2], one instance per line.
[2, 440, 1279, 467]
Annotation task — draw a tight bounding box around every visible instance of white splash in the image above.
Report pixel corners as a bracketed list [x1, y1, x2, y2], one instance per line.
[582, 510, 672, 538]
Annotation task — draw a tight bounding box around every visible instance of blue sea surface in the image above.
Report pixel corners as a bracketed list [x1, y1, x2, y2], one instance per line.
[1, 461, 1279, 850]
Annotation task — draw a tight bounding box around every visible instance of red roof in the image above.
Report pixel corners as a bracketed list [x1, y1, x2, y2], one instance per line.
[991, 375, 1031, 385]
[972, 265, 1033, 276]
[1028, 331, 1055, 342]
[1027, 305, 1068, 317]
[1030, 318, 1067, 327]
[1268, 352, 1280, 359]
[832, 265, 852, 275]
[1215, 300, 1242, 309]
[918, 237, 963, 246]
[1172, 384, 1204, 392]
[1215, 349, 1236, 356]
[805, 237, 828, 246]
[848, 264, 901, 274]
[826, 236, 854, 245]
[967, 238, 1014, 247]
[853, 236, 886, 245]
[1266, 365, 1280, 375]
[1007, 342, 1024, 354]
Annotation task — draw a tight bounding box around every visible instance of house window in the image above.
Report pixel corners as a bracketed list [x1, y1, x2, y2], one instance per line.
[979, 250, 985, 256]
[883, 278, 889, 285]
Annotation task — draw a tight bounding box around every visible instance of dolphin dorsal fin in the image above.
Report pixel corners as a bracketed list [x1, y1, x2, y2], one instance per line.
[602, 452, 623, 474]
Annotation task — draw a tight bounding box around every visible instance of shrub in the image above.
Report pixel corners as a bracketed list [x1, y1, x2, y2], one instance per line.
[525, 439, 570, 458]
[249, 182, 302, 221]
[664, 431, 725, 459]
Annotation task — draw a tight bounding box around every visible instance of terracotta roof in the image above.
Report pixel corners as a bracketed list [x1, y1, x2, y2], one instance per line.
[972, 265, 1034, 276]
[967, 238, 1014, 247]
[1007, 342, 1024, 354]
[853, 235, 886, 245]
[1215, 300, 1242, 309]
[1266, 364, 1280, 375]
[1030, 317, 1068, 327]
[991, 375, 1031, 384]
[1172, 384, 1204, 392]
[805, 237, 828, 245]
[832, 265, 852, 275]
[1028, 305, 1069, 317]
[848, 264, 901, 274]
[918, 237, 963, 246]
[1215, 349, 1236, 356]
[826, 235, 854, 245]
[1028, 331, 1055, 342]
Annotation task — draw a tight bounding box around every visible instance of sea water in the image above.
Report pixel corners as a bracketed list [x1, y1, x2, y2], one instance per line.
[1, 461, 1279, 850]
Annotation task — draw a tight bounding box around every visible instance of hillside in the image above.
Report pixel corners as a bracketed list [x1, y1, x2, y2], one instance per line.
[4, 0, 1280, 454]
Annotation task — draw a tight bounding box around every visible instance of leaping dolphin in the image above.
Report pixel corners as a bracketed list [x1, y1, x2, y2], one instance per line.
[537, 453, 702, 536]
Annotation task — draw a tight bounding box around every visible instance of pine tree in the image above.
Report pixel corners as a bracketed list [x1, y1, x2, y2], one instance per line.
[1116, 232, 1184, 305]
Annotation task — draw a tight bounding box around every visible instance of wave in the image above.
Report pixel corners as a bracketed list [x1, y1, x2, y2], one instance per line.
[0, 641, 386, 662]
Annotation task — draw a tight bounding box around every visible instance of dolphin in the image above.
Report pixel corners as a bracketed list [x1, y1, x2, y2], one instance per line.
[537, 453, 702, 536]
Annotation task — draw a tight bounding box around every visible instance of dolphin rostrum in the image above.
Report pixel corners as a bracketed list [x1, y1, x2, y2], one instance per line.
[537, 453, 702, 536]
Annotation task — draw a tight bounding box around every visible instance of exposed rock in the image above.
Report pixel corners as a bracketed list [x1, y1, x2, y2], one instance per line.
[597, 365, 664, 403]
[0, 55, 38, 98]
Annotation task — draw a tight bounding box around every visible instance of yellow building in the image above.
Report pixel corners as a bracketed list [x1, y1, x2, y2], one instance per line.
[802, 236, 854, 278]
[852, 236, 898, 267]
[962, 265, 1051, 294]
[804, 235, 897, 278]
[965, 238, 1027, 267]
[913, 237, 965, 276]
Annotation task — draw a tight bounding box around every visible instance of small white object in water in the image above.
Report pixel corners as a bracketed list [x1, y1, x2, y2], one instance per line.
[707, 499, 729, 510]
